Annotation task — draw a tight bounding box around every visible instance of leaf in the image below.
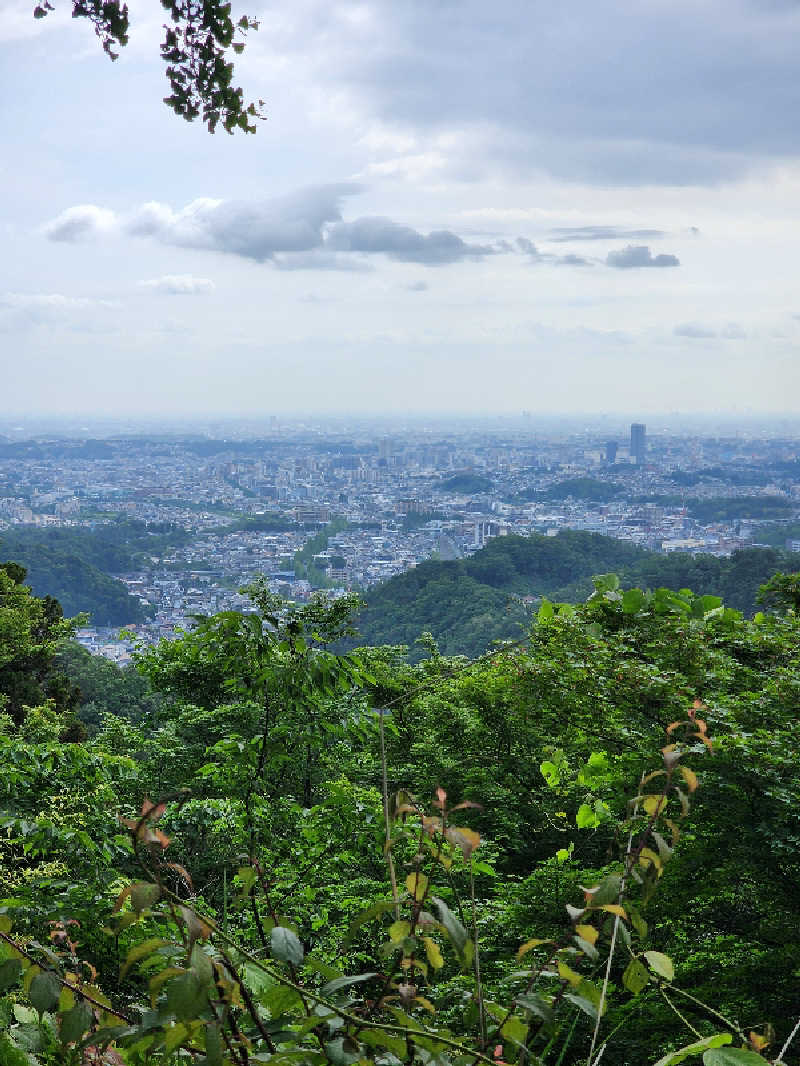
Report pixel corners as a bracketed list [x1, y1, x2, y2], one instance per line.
[190, 943, 214, 987]
[445, 826, 481, 858]
[514, 993, 555, 1034]
[205, 1022, 224, 1066]
[165, 971, 207, 1020]
[622, 958, 649, 995]
[29, 970, 61, 1015]
[501, 1014, 528, 1048]
[271, 925, 304, 967]
[321, 972, 378, 995]
[422, 937, 444, 970]
[653, 1034, 732, 1066]
[703, 1050, 768, 1066]
[389, 920, 411, 944]
[598, 904, 627, 919]
[644, 951, 675, 981]
[576, 803, 600, 829]
[574, 924, 598, 945]
[557, 960, 581, 987]
[430, 897, 467, 958]
[360, 1028, 408, 1058]
[0, 958, 22, 993]
[517, 938, 552, 958]
[405, 872, 429, 901]
[584, 874, 621, 906]
[679, 766, 699, 793]
[343, 899, 396, 944]
[60, 1001, 93, 1045]
[165, 1021, 189, 1053]
[130, 882, 160, 914]
[120, 938, 167, 979]
[641, 795, 667, 817]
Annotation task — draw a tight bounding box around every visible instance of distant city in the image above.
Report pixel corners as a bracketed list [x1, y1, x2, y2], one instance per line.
[2, 414, 800, 661]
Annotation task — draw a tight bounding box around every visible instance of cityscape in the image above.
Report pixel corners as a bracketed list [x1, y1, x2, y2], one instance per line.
[2, 415, 799, 660]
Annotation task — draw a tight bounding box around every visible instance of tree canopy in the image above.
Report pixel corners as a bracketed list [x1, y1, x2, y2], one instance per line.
[33, 0, 265, 133]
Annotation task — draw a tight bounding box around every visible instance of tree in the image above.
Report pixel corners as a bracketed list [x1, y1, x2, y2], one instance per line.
[756, 570, 800, 613]
[32, 0, 265, 133]
[0, 562, 82, 733]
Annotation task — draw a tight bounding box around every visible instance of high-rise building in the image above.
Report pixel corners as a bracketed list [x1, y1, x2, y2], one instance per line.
[630, 423, 646, 465]
[605, 440, 618, 464]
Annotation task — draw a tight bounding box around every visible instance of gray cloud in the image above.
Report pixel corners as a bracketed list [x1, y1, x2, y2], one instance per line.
[42, 188, 524, 270]
[138, 274, 215, 295]
[325, 217, 495, 263]
[405, 280, 429, 291]
[126, 185, 362, 261]
[606, 245, 680, 269]
[550, 226, 665, 243]
[311, 0, 800, 184]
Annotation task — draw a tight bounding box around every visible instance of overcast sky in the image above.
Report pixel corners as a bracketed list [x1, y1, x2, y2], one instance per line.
[2, 0, 800, 416]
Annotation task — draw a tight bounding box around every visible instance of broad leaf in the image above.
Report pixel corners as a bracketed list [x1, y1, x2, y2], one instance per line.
[271, 925, 304, 967]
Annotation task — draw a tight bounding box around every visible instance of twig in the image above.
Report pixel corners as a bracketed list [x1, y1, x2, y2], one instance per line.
[378, 705, 400, 920]
[775, 1014, 800, 1064]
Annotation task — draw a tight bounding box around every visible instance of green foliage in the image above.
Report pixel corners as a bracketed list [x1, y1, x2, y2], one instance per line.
[32, 0, 265, 133]
[436, 474, 494, 494]
[2, 575, 800, 1065]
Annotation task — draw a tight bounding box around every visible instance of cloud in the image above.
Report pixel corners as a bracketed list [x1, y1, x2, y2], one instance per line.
[325, 216, 495, 263]
[674, 321, 746, 339]
[42, 205, 116, 242]
[557, 253, 592, 266]
[606, 245, 680, 269]
[674, 322, 717, 339]
[138, 274, 215, 295]
[125, 186, 362, 261]
[0, 291, 116, 331]
[405, 280, 429, 291]
[319, 0, 800, 185]
[549, 226, 665, 243]
[42, 187, 525, 270]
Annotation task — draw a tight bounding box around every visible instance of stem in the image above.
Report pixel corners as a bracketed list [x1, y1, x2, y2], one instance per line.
[469, 860, 486, 1050]
[667, 985, 747, 1042]
[378, 706, 400, 920]
[659, 986, 701, 1039]
[776, 1016, 800, 1064]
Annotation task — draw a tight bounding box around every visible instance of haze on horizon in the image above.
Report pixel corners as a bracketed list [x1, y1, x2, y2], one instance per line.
[2, 0, 800, 416]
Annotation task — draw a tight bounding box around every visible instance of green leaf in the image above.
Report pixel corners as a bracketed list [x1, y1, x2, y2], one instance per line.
[537, 598, 554, 622]
[622, 588, 646, 613]
[343, 899, 396, 944]
[644, 950, 675, 981]
[586, 874, 621, 906]
[576, 803, 600, 829]
[29, 970, 61, 1015]
[653, 1034, 732, 1066]
[321, 973, 378, 995]
[60, 1001, 93, 1045]
[120, 938, 167, 978]
[360, 1028, 407, 1058]
[430, 897, 467, 958]
[501, 1014, 528, 1048]
[623, 958, 649, 995]
[703, 1050, 769, 1066]
[0, 958, 22, 993]
[205, 1022, 224, 1066]
[514, 993, 555, 1034]
[271, 926, 304, 967]
[165, 971, 206, 1020]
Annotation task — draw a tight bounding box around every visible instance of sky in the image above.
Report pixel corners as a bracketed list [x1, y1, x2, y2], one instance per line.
[2, 0, 800, 417]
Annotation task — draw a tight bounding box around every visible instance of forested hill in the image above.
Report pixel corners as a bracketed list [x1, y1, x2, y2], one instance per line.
[355, 530, 800, 656]
[0, 522, 174, 624]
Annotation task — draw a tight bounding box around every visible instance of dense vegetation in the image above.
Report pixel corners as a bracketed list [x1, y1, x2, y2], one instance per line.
[355, 532, 800, 655]
[0, 521, 192, 624]
[1, 561, 799, 1066]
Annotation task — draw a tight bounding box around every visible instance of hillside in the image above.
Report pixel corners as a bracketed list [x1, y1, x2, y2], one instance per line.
[355, 530, 800, 654]
[0, 521, 171, 624]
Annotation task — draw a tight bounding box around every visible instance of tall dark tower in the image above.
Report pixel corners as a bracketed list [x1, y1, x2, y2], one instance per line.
[605, 440, 618, 464]
[630, 423, 646, 465]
